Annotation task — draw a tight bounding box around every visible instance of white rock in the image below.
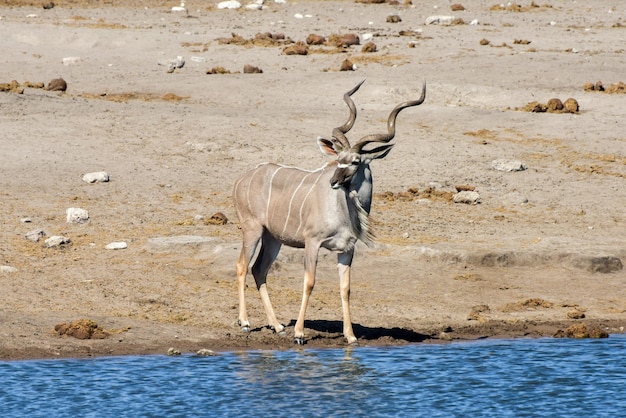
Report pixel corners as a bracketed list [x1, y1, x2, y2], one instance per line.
[82, 171, 110, 183]
[425, 15, 456, 25]
[105, 242, 128, 250]
[21, 217, 32, 223]
[492, 159, 527, 172]
[218, 0, 241, 9]
[168, 56, 185, 71]
[25, 228, 46, 242]
[294, 13, 303, 18]
[453, 191, 481, 205]
[190, 56, 206, 63]
[1, 266, 18, 273]
[66, 207, 90, 224]
[62, 56, 81, 65]
[246, 3, 262, 10]
[196, 348, 218, 356]
[470, 19, 479, 25]
[45, 235, 71, 247]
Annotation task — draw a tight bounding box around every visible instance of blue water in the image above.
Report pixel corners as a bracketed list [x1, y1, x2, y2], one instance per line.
[1, 336, 625, 417]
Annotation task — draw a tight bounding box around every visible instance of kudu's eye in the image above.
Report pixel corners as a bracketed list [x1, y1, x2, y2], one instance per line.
[351, 159, 360, 166]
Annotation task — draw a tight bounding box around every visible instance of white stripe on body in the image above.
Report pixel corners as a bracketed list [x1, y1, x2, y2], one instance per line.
[294, 169, 326, 238]
[280, 167, 325, 239]
[265, 166, 284, 226]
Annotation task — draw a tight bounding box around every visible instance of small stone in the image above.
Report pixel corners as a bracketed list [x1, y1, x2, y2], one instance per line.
[62, 57, 80, 65]
[21, 217, 32, 223]
[196, 348, 218, 356]
[1, 266, 18, 273]
[105, 242, 128, 250]
[25, 228, 46, 242]
[217, 0, 241, 9]
[66, 207, 89, 224]
[205, 212, 228, 225]
[82, 171, 110, 183]
[45, 235, 71, 247]
[450, 3, 465, 11]
[492, 159, 527, 172]
[386, 15, 402, 23]
[425, 15, 456, 25]
[167, 347, 182, 356]
[453, 190, 481, 204]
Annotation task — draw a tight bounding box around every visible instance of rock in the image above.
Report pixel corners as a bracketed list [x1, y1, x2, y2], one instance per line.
[450, 3, 465, 11]
[62, 57, 80, 65]
[82, 171, 110, 183]
[196, 348, 218, 356]
[25, 228, 46, 242]
[42, 2, 55, 9]
[386, 15, 401, 23]
[167, 56, 185, 73]
[453, 190, 481, 204]
[217, 0, 241, 9]
[167, 347, 182, 356]
[45, 78, 67, 92]
[425, 15, 456, 25]
[492, 159, 527, 172]
[105, 242, 128, 250]
[21, 217, 32, 223]
[45, 235, 71, 247]
[66, 207, 89, 224]
[1, 266, 18, 273]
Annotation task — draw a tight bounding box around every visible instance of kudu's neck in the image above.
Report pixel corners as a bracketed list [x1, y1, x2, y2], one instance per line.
[346, 163, 374, 244]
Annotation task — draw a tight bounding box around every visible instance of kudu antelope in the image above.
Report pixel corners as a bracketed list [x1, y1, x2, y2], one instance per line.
[233, 80, 426, 345]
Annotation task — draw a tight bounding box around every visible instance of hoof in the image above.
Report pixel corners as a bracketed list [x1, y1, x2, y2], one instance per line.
[241, 326, 251, 333]
[293, 337, 305, 345]
[348, 340, 360, 347]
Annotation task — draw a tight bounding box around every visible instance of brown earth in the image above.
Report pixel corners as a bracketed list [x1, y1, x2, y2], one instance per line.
[1, 0, 625, 360]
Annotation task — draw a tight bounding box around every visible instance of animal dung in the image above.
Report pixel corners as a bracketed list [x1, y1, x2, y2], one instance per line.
[205, 212, 228, 225]
[45, 77, 67, 91]
[243, 64, 263, 74]
[361, 42, 377, 53]
[520, 98, 579, 113]
[340, 59, 356, 71]
[306, 34, 326, 45]
[283, 42, 309, 56]
[55, 319, 109, 340]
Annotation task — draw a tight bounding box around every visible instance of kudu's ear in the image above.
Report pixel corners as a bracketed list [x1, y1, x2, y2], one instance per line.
[317, 137, 340, 157]
[360, 143, 394, 161]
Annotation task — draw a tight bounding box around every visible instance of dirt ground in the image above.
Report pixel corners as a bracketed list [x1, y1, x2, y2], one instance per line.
[1, 0, 625, 360]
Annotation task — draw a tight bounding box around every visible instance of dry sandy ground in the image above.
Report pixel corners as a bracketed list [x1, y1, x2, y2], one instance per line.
[1, 0, 625, 360]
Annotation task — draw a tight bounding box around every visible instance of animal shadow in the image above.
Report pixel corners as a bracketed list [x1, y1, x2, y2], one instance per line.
[288, 319, 429, 343]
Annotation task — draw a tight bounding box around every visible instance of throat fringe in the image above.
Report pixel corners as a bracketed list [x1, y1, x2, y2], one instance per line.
[349, 190, 374, 246]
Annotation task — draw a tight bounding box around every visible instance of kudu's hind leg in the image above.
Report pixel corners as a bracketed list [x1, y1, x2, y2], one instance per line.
[251, 231, 285, 335]
[236, 226, 263, 333]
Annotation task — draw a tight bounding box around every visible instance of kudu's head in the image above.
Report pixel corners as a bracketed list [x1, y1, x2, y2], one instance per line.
[317, 80, 427, 189]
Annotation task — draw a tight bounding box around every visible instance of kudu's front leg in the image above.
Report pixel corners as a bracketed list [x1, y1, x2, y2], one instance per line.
[293, 243, 320, 345]
[338, 251, 358, 345]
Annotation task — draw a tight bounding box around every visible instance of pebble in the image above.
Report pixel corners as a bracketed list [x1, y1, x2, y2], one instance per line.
[492, 159, 527, 172]
[82, 171, 110, 183]
[453, 190, 481, 205]
[167, 347, 182, 356]
[217, 0, 241, 9]
[105, 242, 128, 250]
[62, 56, 81, 65]
[66, 207, 90, 224]
[45, 235, 71, 247]
[425, 15, 456, 25]
[196, 348, 218, 356]
[1, 266, 18, 273]
[25, 228, 46, 242]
